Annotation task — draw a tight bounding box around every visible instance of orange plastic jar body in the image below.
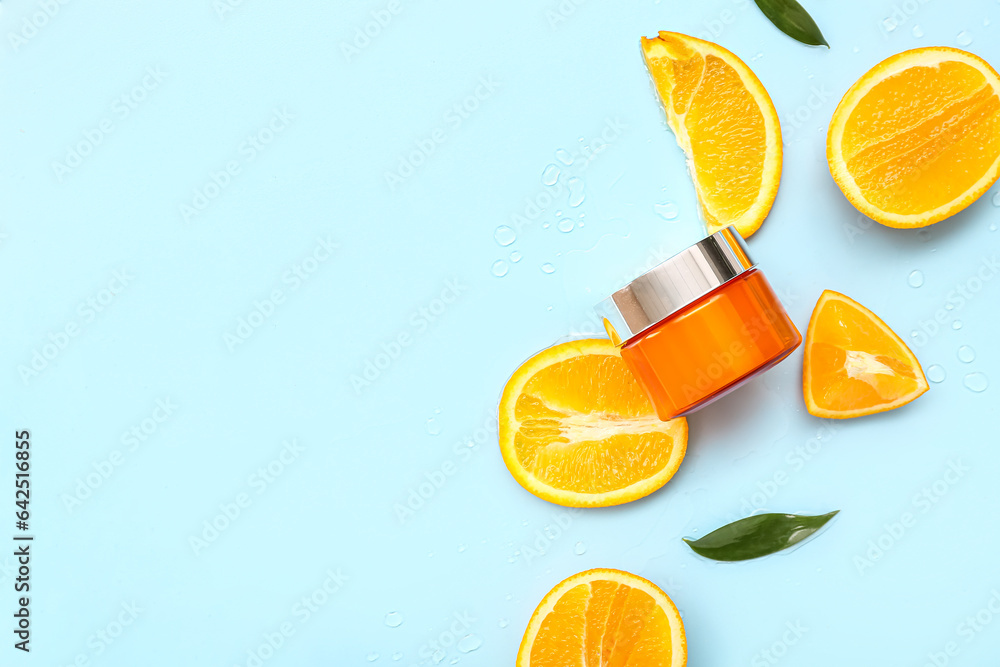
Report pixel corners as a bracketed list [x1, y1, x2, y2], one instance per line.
[620, 269, 801, 421]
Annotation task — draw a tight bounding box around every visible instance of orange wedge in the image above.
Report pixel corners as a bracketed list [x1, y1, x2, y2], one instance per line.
[641, 32, 782, 238]
[517, 568, 686, 667]
[803, 290, 928, 419]
[499, 339, 687, 507]
[827, 47, 1000, 228]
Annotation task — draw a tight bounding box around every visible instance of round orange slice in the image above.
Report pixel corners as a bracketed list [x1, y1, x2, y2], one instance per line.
[499, 339, 687, 507]
[803, 290, 928, 418]
[827, 47, 1000, 228]
[641, 32, 782, 238]
[517, 568, 686, 667]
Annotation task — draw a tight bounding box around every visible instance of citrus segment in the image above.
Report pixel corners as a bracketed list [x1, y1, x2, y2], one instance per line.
[641, 32, 782, 238]
[499, 339, 687, 507]
[517, 569, 686, 667]
[803, 290, 928, 418]
[827, 47, 1000, 227]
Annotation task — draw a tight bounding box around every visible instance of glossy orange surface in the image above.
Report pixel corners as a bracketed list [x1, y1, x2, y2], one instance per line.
[620, 270, 800, 420]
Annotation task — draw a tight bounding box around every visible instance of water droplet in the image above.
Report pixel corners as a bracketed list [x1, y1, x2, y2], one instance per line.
[541, 222, 550, 229]
[367, 652, 380, 662]
[654, 201, 679, 220]
[494, 225, 516, 246]
[457, 543, 466, 553]
[505, 593, 513, 600]
[963, 372, 989, 393]
[509, 250, 522, 263]
[907, 270, 924, 288]
[541, 263, 556, 274]
[853, 46, 860, 53]
[991, 222, 998, 232]
[457, 634, 482, 653]
[557, 218, 575, 233]
[882, 17, 898, 32]
[491, 260, 509, 277]
[927, 365, 947, 383]
[449, 659, 459, 665]
[425, 418, 440, 435]
[958, 345, 976, 363]
[555, 149, 574, 166]
[986, 18, 992, 27]
[432, 648, 446, 664]
[541, 164, 560, 185]
[912, 24, 924, 37]
[385, 611, 404, 628]
[992, 190, 1000, 207]
[392, 653, 403, 661]
[568, 177, 585, 207]
[499, 618, 509, 628]
[957, 31, 973, 46]
[751, 52, 763, 61]
[574, 541, 587, 555]
[952, 320, 963, 330]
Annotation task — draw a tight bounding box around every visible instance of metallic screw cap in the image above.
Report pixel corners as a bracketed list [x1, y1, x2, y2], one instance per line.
[596, 226, 756, 343]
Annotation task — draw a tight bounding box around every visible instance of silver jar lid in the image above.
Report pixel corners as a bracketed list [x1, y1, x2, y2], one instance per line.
[596, 226, 755, 343]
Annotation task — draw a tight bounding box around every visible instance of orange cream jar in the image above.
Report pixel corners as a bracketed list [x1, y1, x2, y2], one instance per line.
[597, 227, 801, 421]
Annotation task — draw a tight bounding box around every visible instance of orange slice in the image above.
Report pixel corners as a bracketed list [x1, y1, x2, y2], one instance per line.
[803, 290, 928, 418]
[517, 568, 686, 667]
[499, 339, 687, 507]
[827, 47, 1000, 228]
[641, 32, 782, 238]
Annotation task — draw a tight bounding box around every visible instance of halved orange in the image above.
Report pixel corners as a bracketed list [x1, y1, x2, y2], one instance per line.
[827, 47, 1000, 228]
[803, 290, 928, 418]
[499, 339, 687, 507]
[641, 32, 782, 238]
[517, 569, 686, 667]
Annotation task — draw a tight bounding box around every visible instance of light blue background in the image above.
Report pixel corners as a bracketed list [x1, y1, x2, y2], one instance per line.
[2, 0, 999, 665]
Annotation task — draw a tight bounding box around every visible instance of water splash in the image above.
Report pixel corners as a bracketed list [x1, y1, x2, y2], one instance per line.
[541, 164, 560, 185]
[927, 365, 946, 383]
[907, 270, 924, 288]
[958, 345, 976, 363]
[963, 372, 989, 393]
[494, 225, 516, 246]
[491, 260, 509, 277]
[567, 177, 585, 207]
[385, 611, 404, 627]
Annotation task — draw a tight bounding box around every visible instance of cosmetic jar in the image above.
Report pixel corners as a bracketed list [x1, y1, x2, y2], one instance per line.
[597, 227, 801, 421]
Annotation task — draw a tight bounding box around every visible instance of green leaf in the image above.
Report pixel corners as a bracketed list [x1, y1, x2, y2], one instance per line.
[754, 0, 829, 47]
[683, 511, 839, 561]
